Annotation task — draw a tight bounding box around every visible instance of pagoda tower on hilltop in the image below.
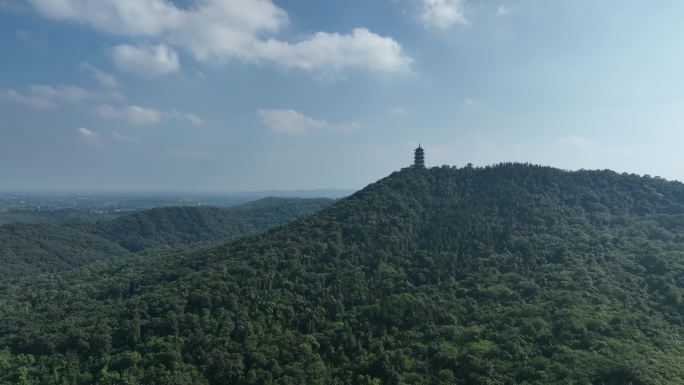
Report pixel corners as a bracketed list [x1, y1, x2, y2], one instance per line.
[414, 145, 425, 168]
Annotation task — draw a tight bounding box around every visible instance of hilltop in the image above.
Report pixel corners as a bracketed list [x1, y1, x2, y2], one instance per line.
[0, 164, 683, 384]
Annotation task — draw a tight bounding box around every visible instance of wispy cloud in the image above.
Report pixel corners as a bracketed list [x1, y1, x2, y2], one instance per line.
[94, 104, 204, 126]
[80, 62, 119, 89]
[94, 104, 163, 125]
[31, 85, 95, 103]
[258, 109, 329, 135]
[258, 108, 360, 135]
[389, 106, 415, 116]
[421, 0, 468, 29]
[1, 89, 56, 109]
[77, 127, 101, 145]
[179, 112, 205, 126]
[0, 85, 102, 109]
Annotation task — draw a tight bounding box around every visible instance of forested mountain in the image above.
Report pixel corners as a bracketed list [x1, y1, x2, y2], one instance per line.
[1, 164, 683, 384]
[0, 197, 332, 277]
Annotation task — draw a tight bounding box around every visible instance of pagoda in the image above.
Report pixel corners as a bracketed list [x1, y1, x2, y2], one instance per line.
[414, 145, 425, 168]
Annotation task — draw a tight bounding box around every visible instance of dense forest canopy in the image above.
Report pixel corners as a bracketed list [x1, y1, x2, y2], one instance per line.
[0, 197, 332, 277]
[0, 164, 683, 384]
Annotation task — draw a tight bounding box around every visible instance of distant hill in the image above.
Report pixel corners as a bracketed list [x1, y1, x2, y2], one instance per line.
[0, 197, 333, 277]
[0, 164, 683, 384]
[94, 197, 334, 251]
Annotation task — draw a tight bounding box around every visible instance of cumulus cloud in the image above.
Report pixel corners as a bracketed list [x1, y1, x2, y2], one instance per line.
[258, 108, 360, 135]
[80, 62, 119, 88]
[94, 104, 204, 126]
[421, 0, 468, 29]
[26, 0, 185, 36]
[111, 44, 180, 77]
[0, 85, 100, 109]
[253, 28, 411, 73]
[27, 0, 411, 76]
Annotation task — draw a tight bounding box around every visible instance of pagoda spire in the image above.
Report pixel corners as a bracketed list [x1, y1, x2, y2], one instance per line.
[414, 144, 425, 168]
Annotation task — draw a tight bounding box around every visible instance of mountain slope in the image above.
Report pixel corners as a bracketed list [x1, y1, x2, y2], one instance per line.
[0, 197, 333, 277]
[0, 164, 683, 384]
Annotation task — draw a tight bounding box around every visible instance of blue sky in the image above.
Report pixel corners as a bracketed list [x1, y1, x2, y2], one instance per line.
[2, 0, 684, 191]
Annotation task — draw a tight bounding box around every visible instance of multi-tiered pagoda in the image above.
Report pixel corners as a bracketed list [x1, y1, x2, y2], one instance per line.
[414, 145, 425, 168]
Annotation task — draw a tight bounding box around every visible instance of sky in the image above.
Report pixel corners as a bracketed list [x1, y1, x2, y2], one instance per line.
[2, 0, 684, 192]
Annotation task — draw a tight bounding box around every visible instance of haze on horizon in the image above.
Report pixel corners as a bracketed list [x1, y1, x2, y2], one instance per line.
[2, 0, 683, 192]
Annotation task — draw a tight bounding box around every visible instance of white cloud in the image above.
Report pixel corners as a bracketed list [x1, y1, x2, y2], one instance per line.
[27, 0, 184, 36]
[258, 108, 360, 135]
[181, 113, 205, 126]
[77, 127, 97, 138]
[30, 85, 95, 103]
[0, 89, 56, 109]
[111, 44, 180, 77]
[95, 104, 163, 125]
[77, 127, 101, 144]
[94, 104, 204, 126]
[253, 28, 411, 74]
[421, 0, 468, 29]
[80, 62, 119, 88]
[0, 85, 100, 109]
[27, 0, 411, 76]
[258, 108, 329, 135]
[164, 0, 288, 62]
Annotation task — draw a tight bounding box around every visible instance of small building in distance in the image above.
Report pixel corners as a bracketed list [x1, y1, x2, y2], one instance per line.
[414, 145, 425, 168]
